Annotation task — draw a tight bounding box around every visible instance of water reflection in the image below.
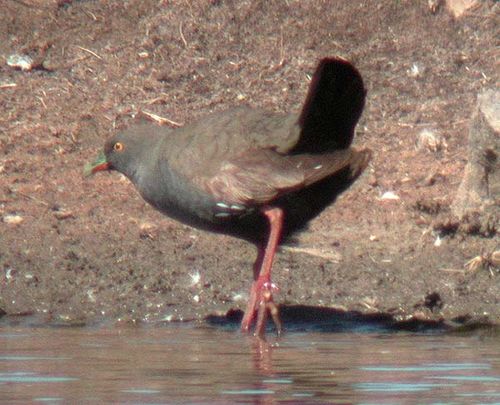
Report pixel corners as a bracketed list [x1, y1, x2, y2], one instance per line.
[0, 322, 498, 403]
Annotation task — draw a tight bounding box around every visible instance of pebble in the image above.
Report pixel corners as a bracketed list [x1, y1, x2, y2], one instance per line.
[7, 54, 35, 71]
[379, 191, 400, 200]
[417, 129, 447, 152]
[53, 208, 74, 220]
[3, 214, 24, 224]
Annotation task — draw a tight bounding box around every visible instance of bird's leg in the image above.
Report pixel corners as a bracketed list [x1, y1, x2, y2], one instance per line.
[240, 206, 284, 337]
[241, 245, 264, 333]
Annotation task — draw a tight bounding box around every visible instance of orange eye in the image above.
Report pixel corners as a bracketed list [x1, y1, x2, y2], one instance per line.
[113, 142, 124, 152]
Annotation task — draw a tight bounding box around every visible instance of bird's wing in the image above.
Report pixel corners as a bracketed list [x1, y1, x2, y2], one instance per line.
[198, 147, 366, 205]
[166, 107, 301, 178]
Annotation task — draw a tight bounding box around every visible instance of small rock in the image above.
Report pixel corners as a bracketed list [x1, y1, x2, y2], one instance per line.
[417, 129, 447, 152]
[379, 191, 400, 200]
[189, 271, 201, 286]
[407, 62, 423, 78]
[139, 221, 158, 239]
[5, 268, 15, 281]
[7, 54, 35, 71]
[53, 207, 74, 220]
[232, 293, 245, 302]
[3, 214, 24, 224]
[86, 289, 96, 303]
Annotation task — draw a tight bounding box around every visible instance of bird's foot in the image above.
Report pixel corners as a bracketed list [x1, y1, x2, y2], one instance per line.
[241, 279, 282, 337]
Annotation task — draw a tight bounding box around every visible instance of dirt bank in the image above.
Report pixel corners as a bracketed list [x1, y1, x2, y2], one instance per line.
[0, 0, 498, 327]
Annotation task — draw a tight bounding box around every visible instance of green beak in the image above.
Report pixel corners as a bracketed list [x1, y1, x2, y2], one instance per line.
[83, 151, 110, 177]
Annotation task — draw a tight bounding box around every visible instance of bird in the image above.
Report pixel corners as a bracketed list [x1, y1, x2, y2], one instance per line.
[85, 57, 371, 337]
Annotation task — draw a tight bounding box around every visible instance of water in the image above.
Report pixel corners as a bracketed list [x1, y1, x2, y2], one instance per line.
[0, 322, 498, 404]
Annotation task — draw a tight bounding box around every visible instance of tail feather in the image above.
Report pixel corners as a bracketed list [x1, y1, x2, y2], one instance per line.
[292, 57, 366, 154]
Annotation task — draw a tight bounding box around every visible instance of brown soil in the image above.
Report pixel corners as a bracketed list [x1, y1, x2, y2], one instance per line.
[1, 0, 498, 328]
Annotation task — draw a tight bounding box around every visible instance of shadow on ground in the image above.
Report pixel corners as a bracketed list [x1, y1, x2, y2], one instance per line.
[206, 305, 499, 335]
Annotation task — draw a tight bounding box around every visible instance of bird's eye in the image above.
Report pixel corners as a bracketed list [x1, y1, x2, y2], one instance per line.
[113, 142, 124, 152]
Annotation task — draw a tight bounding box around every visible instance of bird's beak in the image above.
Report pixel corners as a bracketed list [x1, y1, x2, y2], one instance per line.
[83, 151, 110, 177]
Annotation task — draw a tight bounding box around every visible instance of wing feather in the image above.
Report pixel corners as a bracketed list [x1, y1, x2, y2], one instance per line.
[199, 147, 367, 205]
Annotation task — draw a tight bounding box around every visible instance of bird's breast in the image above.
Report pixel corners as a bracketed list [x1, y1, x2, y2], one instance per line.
[134, 161, 256, 233]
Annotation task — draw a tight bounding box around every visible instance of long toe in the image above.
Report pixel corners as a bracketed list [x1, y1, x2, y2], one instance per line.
[243, 281, 282, 337]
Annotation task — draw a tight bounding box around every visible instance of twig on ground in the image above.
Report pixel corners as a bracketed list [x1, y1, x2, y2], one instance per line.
[179, 22, 188, 48]
[141, 110, 183, 127]
[75, 46, 103, 60]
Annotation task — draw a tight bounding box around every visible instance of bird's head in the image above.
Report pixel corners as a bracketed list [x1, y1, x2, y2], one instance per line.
[84, 126, 159, 179]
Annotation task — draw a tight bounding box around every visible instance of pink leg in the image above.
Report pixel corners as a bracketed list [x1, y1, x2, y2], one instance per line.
[240, 206, 284, 336]
[240, 246, 264, 333]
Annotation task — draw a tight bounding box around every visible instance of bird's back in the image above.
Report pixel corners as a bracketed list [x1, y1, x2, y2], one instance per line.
[164, 107, 300, 180]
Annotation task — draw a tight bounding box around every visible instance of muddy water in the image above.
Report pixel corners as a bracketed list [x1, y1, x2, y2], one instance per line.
[0, 322, 498, 404]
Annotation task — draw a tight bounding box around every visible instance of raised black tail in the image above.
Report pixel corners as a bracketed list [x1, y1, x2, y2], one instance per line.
[291, 57, 366, 154]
